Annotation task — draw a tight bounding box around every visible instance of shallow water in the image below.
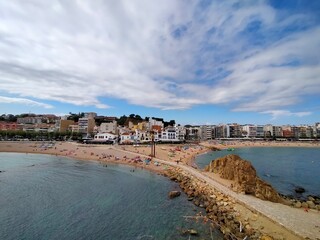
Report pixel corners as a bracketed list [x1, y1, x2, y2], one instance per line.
[196, 147, 320, 198]
[0, 153, 223, 240]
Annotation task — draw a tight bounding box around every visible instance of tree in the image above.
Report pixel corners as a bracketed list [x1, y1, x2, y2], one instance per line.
[117, 115, 127, 126]
[164, 120, 175, 127]
[135, 115, 142, 120]
[67, 112, 84, 122]
[7, 114, 17, 122]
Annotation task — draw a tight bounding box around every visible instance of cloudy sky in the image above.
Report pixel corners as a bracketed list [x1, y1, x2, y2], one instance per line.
[0, 0, 319, 125]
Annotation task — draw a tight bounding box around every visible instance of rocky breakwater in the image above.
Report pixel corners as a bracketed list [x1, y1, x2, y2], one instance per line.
[204, 154, 282, 203]
[164, 167, 265, 239]
[281, 194, 320, 211]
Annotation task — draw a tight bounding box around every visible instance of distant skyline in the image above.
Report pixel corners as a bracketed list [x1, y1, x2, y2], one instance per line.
[0, 0, 319, 125]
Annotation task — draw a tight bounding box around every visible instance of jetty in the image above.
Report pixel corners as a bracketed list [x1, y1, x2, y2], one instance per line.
[114, 146, 320, 240]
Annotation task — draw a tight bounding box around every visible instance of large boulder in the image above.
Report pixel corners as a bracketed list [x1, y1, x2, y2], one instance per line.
[204, 154, 281, 202]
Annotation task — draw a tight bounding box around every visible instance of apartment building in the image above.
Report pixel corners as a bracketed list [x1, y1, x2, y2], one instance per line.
[78, 117, 95, 135]
[227, 124, 242, 138]
[59, 120, 75, 132]
[200, 125, 214, 140]
[100, 120, 118, 134]
[242, 125, 257, 138]
[184, 125, 201, 140]
[256, 125, 264, 138]
[17, 116, 42, 124]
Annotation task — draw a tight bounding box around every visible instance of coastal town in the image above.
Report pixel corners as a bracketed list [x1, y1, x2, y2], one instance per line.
[1, 1, 320, 239]
[0, 112, 319, 143]
[1, 112, 320, 240]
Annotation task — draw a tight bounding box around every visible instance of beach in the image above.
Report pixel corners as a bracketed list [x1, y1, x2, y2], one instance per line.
[1, 140, 320, 239]
[200, 139, 320, 150]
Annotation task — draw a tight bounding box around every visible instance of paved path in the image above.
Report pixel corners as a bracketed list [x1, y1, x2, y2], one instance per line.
[113, 147, 320, 239]
[177, 164, 320, 240]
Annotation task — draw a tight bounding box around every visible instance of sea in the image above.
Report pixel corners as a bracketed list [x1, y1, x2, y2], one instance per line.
[196, 147, 320, 199]
[0, 153, 223, 240]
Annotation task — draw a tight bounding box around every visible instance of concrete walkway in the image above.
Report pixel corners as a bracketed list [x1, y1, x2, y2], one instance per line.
[177, 164, 320, 240]
[113, 147, 320, 239]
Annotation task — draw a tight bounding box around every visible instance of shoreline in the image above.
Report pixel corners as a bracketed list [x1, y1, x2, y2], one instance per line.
[1, 141, 319, 239]
[200, 139, 320, 150]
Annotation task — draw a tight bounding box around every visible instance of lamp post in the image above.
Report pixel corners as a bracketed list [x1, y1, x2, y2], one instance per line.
[150, 131, 156, 157]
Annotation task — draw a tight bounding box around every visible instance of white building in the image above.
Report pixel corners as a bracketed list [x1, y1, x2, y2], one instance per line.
[160, 126, 184, 143]
[264, 124, 273, 137]
[120, 132, 135, 144]
[93, 133, 117, 143]
[242, 125, 257, 138]
[100, 120, 118, 134]
[148, 118, 164, 131]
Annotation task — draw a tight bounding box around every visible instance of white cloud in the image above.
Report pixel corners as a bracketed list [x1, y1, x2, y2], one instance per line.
[261, 110, 312, 120]
[0, 96, 53, 109]
[0, 0, 319, 115]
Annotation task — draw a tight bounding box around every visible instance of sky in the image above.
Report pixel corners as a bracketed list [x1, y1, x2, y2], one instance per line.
[0, 0, 319, 125]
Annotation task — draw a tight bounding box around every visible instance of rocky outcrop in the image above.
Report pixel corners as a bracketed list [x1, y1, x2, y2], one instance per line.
[204, 154, 281, 202]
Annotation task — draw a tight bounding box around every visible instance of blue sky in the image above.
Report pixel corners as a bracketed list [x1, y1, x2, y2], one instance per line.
[0, 0, 319, 125]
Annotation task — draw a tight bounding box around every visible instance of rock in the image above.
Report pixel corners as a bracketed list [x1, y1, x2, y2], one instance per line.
[308, 196, 315, 202]
[301, 202, 308, 208]
[168, 191, 181, 199]
[281, 199, 292, 206]
[204, 154, 281, 202]
[193, 199, 200, 206]
[316, 205, 320, 211]
[221, 227, 231, 235]
[260, 235, 274, 240]
[306, 201, 316, 209]
[211, 205, 218, 214]
[245, 224, 251, 230]
[189, 229, 198, 235]
[251, 214, 258, 221]
[169, 176, 177, 181]
[294, 186, 305, 194]
[294, 201, 302, 208]
[210, 194, 217, 199]
[186, 190, 194, 197]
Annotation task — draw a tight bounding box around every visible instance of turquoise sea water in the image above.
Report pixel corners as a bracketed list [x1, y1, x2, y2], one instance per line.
[196, 147, 320, 198]
[0, 153, 223, 240]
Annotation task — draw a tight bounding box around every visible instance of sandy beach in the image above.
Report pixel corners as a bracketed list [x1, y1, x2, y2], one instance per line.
[200, 139, 320, 150]
[1, 140, 320, 239]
